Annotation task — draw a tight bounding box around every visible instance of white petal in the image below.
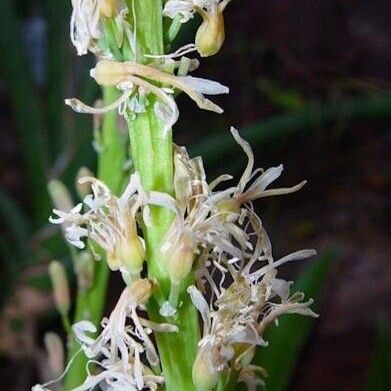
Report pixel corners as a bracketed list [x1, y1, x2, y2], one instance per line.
[178, 75, 229, 95]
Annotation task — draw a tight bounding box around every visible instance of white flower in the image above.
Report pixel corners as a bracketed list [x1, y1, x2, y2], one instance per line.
[163, 0, 231, 23]
[163, 0, 196, 23]
[73, 280, 177, 390]
[163, 0, 234, 56]
[65, 60, 228, 134]
[32, 280, 173, 391]
[230, 127, 307, 205]
[70, 0, 102, 55]
[189, 253, 317, 389]
[50, 172, 176, 275]
[70, 0, 129, 56]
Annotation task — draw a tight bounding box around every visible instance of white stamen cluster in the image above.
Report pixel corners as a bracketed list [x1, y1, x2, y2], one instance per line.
[157, 128, 317, 388]
[33, 279, 177, 391]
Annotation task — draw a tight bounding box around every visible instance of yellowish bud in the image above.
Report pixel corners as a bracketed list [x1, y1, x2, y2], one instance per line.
[49, 261, 70, 315]
[48, 180, 73, 212]
[166, 232, 194, 283]
[195, 4, 226, 57]
[75, 251, 95, 291]
[44, 332, 64, 377]
[99, 0, 118, 18]
[130, 278, 155, 305]
[120, 236, 145, 275]
[91, 60, 128, 86]
[107, 250, 122, 271]
[75, 167, 93, 199]
[192, 349, 219, 391]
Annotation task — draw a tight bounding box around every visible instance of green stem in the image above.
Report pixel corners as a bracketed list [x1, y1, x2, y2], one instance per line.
[64, 87, 126, 390]
[127, 2, 200, 389]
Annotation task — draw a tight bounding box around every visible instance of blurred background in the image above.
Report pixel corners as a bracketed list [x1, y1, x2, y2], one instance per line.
[0, 0, 390, 390]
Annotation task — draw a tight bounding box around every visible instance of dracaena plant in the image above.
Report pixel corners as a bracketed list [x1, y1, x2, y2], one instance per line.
[33, 1, 317, 391]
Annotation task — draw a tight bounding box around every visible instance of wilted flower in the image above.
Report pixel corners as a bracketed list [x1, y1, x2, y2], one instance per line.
[70, 0, 129, 56]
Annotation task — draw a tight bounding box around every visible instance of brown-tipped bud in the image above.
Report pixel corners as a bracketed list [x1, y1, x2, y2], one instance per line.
[129, 278, 155, 305]
[75, 167, 93, 199]
[192, 349, 219, 391]
[166, 232, 194, 283]
[99, 0, 119, 18]
[90, 60, 128, 86]
[75, 251, 95, 291]
[44, 332, 64, 377]
[48, 180, 73, 212]
[49, 261, 70, 315]
[195, 5, 226, 57]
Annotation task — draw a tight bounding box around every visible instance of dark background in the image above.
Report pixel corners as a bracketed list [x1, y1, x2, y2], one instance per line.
[0, 1, 390, 390]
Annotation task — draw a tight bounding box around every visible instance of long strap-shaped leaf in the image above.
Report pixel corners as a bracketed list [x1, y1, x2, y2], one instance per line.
[0, 0, 50, 225]
[193, 94, 391, 168]
[364, 318, 391, 391]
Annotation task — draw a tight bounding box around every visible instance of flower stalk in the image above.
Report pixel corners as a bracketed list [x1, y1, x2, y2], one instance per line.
[127, 2, 200, 389]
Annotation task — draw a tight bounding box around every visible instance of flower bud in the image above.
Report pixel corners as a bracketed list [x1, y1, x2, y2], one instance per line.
[75, 251, 95, 291]
[44, 332, 64, 377]
[192, 349, 219, 391]
[48, 180, 73, 212]
[195, 5, 225, 57]
[107, 250, 122, 271]
[75, 167, 93, 199]
[166, 232, 194, 283]
[49, 261, 70, 315]
[120, 236, 145, 276]
[91, 60, 128, 86]
[99, 0, 119, 18]
[130, 278, 155, 305]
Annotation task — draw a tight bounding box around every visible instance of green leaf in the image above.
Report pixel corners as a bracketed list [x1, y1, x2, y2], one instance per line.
[254, 249, 337, 391]
[42, 0, 71, 159]
[0, 186, 31, 265]
[192, 94, 391, 168]
[0, 0, 50, 225]
[364, 318, 391, 391]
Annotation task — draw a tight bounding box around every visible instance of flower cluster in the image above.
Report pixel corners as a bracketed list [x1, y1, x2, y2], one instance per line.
[161, 128, 317, 389]
[66, 58, 229, 135]
[34, 279, 177, 391]
[33, 2, 319, 391]
[49, 173, 175, 282]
